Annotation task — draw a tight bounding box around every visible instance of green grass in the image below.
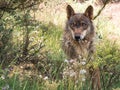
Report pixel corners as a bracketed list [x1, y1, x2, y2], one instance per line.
[43, 23, 65, 61]
[1, 20, 120, 90]
[0, 75, 45, 90]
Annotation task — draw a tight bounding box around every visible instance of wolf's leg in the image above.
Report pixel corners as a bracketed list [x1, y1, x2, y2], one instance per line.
[89, 66, 101, 90]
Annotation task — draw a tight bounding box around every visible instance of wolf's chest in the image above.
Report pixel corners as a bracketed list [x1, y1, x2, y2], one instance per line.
[71, 40, 91, 58]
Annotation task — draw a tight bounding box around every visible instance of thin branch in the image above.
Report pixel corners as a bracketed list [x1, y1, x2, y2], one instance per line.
[24, 2, 40, 9]
[93, 0, 110, 20]
[0, 11, 4, 19]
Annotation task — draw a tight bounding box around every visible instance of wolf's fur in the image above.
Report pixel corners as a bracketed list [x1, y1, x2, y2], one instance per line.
[62, 5, 101, 90]
[62, 5, 95, 60]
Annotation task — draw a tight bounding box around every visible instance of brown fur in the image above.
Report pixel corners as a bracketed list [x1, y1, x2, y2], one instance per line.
[62, 5, 101, 90]
[89, 66, 101, 90]
[62, 5, 95, 60]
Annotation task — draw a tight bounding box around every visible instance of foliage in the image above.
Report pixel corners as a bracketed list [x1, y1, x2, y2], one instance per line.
[0, 0, 120, 90]
[0, 0, 47, 66]
[96, 39, 120, 90]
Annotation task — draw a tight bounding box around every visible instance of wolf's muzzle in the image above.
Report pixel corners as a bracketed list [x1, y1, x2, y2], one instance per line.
[75, 36, 81, 41]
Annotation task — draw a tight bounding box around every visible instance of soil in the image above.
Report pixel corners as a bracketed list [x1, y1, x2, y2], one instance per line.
[100, 2, 120, 43]
[101, 3, 120, 29]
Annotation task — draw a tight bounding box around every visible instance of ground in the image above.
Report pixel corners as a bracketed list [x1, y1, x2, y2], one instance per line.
[102, 3, 120, 29]
[99, 2, 120, 44]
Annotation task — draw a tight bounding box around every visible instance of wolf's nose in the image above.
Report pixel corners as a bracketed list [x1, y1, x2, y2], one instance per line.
[75, 36, 80, 41]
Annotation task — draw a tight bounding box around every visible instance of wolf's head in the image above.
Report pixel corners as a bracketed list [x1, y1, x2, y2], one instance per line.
[66, 5, 94, 41]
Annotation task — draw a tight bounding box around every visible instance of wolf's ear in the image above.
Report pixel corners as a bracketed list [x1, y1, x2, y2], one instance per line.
[84, 5, 93, 20]
[66, 5, 75, 19]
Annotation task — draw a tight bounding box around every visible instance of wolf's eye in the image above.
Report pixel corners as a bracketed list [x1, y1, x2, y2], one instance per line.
[81, 22, 86, 26]
[81, 22, 87, 29]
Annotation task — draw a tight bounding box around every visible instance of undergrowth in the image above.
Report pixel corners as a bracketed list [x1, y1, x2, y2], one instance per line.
[0, 21, 120, 90]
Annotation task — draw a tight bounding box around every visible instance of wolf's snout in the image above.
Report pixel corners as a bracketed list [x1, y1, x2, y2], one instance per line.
[75, 36, 80, 41]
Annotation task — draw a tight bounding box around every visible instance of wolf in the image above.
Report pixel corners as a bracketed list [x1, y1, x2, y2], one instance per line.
[62, 5, 101, 90]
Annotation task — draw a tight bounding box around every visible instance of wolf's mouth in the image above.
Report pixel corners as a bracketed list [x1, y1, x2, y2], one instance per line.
[75, 36, 81, 41]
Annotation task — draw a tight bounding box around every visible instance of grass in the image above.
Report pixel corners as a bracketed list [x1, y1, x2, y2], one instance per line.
[43, 23, 65, 61]
[1, 18, 120, 90]
[0, 0, 120, 90]
[0, 75, 45, 90]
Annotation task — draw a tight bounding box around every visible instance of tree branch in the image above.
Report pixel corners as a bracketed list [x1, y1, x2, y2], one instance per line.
[0, 11, 4, 19]
[93, 0, 110, 20]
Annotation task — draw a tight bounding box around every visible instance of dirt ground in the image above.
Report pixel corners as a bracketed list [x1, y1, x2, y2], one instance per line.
[102, 3, 120, 29]
[100, 2, 120, 43]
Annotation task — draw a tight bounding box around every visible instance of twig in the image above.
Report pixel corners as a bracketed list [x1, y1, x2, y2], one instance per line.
[93, 0, 110, 20]
[0, 11, 4, 19]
